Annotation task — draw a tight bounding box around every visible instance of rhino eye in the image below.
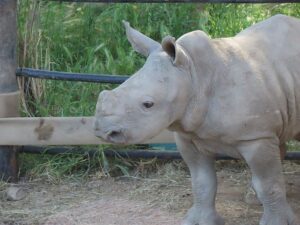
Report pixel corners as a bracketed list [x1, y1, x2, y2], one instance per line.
[143, 101, 154, 109]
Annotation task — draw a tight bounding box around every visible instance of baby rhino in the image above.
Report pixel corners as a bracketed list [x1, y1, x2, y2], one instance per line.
[94, 15, 300, 225]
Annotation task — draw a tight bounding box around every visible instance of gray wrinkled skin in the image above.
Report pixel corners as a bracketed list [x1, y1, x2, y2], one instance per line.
[94, 15, 300, 225]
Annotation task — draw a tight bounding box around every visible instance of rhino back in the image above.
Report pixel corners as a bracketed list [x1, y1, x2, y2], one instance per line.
[195, 15, 300, 144]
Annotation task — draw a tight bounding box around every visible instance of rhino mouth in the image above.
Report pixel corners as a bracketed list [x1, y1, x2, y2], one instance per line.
[106, 129, 127, 143]
[94, 128, 128, 144]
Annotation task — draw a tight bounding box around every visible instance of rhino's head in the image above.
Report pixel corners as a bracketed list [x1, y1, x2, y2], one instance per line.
[93, 21, 193, 144]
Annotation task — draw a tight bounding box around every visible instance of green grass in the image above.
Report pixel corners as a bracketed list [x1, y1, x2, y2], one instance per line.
[16, 2, 300, 181]
[19, 146, 140, 182]
[19, 152, 96, 183]
[17, 2, 300, 117]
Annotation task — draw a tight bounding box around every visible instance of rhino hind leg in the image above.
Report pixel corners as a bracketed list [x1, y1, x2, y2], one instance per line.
[244, 142, 287, 205]
[175, 134, 224, 225]
[239, 140, 299, 225]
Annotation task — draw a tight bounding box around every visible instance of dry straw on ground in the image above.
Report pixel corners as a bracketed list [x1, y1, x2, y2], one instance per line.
[1, 161, 299, 225]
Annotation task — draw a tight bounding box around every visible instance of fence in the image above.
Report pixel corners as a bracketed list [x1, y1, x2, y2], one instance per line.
[1, 0, 300, 182]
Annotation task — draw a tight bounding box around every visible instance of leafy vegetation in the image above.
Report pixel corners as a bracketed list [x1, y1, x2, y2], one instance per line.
[16, 2, 300, 180]
[18, 2, 300, 116]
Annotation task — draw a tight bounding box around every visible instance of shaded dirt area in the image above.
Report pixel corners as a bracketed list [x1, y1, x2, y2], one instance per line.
[1, 161, 299, 225]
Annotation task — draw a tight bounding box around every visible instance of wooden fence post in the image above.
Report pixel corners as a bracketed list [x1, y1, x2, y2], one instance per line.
[0, 0, 19, 182]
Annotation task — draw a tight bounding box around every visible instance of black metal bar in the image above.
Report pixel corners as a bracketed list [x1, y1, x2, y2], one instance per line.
[21, 146, 186, 159]
[16, 68, 129, 84]
[20, 146, 300, 160]
[284, 152, 300, 160]
[50, 0, 300, 3]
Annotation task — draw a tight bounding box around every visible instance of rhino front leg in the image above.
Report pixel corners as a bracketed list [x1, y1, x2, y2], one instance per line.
[175, 133, 224, 225]
[238, 139, 299, 225]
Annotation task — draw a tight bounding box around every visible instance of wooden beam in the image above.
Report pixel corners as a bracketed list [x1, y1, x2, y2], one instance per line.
[0, 0, 19, 182]
[0, 117, 175, 145]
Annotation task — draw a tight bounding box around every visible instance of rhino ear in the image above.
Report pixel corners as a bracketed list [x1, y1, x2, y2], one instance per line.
[122, 20, 160, 57]
[162, 36, 188, 67]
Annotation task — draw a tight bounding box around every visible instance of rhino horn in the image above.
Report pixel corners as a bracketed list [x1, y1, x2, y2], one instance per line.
[122, 20, 160, 57]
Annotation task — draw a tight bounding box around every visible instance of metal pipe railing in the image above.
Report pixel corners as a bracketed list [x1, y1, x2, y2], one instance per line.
[21, 146, 300, 160]
[16, 68, 129, 84]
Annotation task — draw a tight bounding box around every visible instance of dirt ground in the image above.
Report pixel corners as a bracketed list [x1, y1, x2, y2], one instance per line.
[1, 161, 299, 225]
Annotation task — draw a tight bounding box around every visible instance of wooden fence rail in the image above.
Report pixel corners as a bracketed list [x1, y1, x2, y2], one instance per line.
[0, 117, 174, 146]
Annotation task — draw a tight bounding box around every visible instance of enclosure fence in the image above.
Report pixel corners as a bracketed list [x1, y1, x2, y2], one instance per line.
[1, 0, 300, 182]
